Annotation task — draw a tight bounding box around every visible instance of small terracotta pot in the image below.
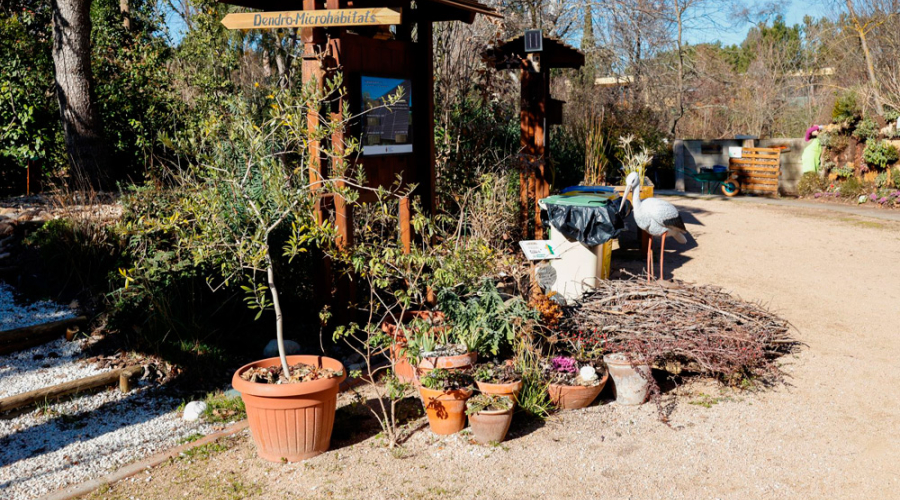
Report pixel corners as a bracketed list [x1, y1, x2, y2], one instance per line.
[232, 355, 347, 462]
[548, 372, 609, 410]
[468, 408, 513, 444]
[417, 351, 477, 378]
[418, 386, 473, 435]
[604, 353, 651, 405]
[476, 380, 523, 403]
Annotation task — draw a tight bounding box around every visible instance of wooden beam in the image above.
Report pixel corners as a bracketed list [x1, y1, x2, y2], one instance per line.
[399, 196, 411, 254]
[0, 316, 87, 355]
[0, 366, 142, 414]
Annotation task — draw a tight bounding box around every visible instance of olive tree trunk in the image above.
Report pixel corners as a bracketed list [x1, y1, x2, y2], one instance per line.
[52, 0, 110, 191]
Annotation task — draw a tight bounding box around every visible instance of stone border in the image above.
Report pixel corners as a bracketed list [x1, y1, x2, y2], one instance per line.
[39, 420, 250, 500]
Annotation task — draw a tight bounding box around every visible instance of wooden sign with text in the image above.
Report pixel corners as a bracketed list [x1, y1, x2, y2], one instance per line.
[221, 8, 401, 30]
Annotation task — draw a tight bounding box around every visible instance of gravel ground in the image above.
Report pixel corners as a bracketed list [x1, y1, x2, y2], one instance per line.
[57, 199, 900, 499]
[0, 282, 76, 332]
[0, 284, 214, 500]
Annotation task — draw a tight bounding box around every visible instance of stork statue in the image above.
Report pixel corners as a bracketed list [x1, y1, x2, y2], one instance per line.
[619, 172, 690, 281]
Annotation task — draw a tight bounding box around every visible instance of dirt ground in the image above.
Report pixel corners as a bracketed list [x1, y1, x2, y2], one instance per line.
[82, 197, 900, 500]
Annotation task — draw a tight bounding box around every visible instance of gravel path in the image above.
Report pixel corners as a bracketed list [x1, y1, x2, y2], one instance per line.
[0, 284, 214, 500]
[48, 199, 900, 499]
[0, 282, 76, 332]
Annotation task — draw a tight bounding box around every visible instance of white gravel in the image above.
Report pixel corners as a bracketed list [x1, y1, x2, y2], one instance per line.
[0, 338, 107, 399]
[0, 282, 215, 500]
[0, 381, 213, 500]
[0, 281, 76, 332]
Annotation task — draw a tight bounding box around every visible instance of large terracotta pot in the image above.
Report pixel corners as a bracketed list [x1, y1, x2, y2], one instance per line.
[418, 386, 473, 435]
[417, 351, 477, 378]
[476, 380, 523, 403]
[548, 372, 609, 410]
[604, 353, 651, 405]
[232, 355, 347, 462]
[468, 408, 513, 444]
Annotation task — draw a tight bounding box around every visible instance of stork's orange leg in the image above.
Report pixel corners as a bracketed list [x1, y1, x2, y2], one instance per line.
[646, 236, 653, 282]
[660, 232, 667, 281]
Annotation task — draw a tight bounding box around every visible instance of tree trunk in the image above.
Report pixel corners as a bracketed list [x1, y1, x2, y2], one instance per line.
[52, 0, 110, 190]
[120, 0, 131, 30]
[266, 251, 291, 377]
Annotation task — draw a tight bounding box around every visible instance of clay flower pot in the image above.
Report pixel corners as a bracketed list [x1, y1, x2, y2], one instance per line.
[468, 408, 514, 444]
[232, 355, 346, 462]
[418, 386, 473, 435]
[389, 343, 417, 384]
[603, 353, 651, 405]
[548, 371, 609, 410]
[417, 351, 477, 379]
[476, 380, 523, 402]
[382, 311, 444, 384]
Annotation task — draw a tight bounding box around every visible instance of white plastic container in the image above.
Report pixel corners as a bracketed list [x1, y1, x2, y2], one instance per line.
[546, 226, 612, 301]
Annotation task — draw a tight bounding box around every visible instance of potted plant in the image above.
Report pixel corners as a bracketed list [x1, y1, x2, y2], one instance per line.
[474, 361, 523, 402]
[466, 394, 514, 444]
[408, 325, 477, 379]
[382, 311, 444, 383]
[603, 353, 651, 405]
[418, 368, 474, 435]
[151, 84, 356, 462]
[545, 356, 608, 410]
[232, 356, 346, 461]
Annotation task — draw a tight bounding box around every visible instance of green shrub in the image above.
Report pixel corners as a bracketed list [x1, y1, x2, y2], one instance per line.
[833, 163, 855, 179]
[838, 176, 866, 198]
[820, 132, 849, 154]
[862, 139, 899, 169]
[885, 107, 900, 123]
[832, 92, 860, 124]
[852, 118, 879, 141]
[798, 172, 827, 196]
[23, 218, 123, 303]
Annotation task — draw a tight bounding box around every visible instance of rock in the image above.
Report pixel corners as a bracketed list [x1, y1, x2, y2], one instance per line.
[263, 339, 301, 358]
[224, 388, 241, 399]
[182, 401, 208, 421]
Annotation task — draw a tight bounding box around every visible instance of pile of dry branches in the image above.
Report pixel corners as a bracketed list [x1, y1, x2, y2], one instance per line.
[564, 278, 797, 384]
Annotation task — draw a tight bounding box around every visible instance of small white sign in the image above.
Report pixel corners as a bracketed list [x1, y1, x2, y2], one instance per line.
[728, 146, 743, 159]
[519, 240, 560, 260]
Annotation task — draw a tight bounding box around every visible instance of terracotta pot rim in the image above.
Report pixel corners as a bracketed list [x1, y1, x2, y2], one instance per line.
[471, 408, 514, 416]
[548, 371, 609, 389]
[418, 351, 477, 370]
[418, 386, 473, 400]
[232, 355, 347, 398]
[476, 379, 523, 388]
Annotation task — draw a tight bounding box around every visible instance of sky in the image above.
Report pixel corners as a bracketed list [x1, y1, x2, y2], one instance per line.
[162, 0, 813, 49]
[685, 0, 811, 46]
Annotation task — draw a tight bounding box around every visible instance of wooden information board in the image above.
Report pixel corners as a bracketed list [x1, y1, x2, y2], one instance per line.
[221, 8, 402, 30]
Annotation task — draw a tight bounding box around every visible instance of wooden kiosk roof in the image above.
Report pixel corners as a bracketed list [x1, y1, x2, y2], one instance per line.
[216, 0, 500, 23]
[484, 35, 585, 69]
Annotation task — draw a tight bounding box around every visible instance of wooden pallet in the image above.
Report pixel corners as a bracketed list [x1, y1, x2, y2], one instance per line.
[729, 147, 782, 195]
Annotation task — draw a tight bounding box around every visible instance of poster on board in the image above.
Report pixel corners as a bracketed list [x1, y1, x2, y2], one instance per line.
[361, 76, 413, 156]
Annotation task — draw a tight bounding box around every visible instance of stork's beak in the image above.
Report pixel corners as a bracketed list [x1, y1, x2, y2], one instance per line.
[618, 186, 630, 213]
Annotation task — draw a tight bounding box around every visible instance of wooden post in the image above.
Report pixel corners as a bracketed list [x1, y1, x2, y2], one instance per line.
[334, 192, 353, 250]
[399, 196, 411, 254]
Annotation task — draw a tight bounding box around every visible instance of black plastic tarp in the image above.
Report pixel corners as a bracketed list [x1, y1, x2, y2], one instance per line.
[541, 201, 626, 247]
